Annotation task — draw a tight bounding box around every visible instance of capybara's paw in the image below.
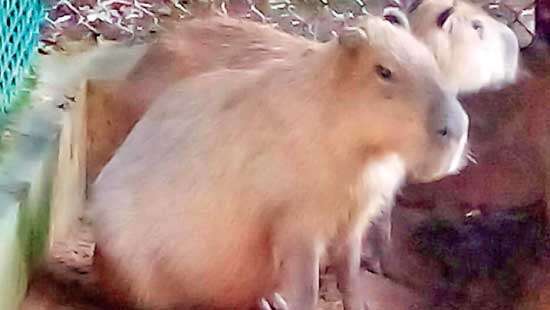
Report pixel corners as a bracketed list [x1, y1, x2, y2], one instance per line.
[258, 293, 288, 310]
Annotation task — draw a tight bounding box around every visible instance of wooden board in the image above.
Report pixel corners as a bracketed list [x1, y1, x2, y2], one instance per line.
[86, 80, 148, 184]
[49, 81, 87, 246]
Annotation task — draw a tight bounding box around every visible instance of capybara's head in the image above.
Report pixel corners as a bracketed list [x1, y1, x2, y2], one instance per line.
[328, 16, 469, 183]
[383, 0, 519, 94]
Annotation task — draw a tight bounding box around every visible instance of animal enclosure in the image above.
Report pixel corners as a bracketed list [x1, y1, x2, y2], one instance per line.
[3, 0, 550, 309]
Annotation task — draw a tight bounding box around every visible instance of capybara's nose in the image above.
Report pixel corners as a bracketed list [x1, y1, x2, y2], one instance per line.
[439, 97, 469, 142]
[444, 102, 470, 174]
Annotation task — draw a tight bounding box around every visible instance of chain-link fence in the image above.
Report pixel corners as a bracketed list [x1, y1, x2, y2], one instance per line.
[0, 0, 44, 113]
[40, 0, 359, 45]
[42, 0, 541, 49]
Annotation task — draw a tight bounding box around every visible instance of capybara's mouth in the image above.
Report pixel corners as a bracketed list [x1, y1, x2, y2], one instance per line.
[450, 145, 475, 176]
[407, 154, 469, 184]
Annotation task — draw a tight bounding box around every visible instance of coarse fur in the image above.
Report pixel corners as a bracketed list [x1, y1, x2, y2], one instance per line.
[382, 0, 520, 94]
[361, 42, 550, 308]
[90, 16, 469, 310]
[120, 16, 314, 114]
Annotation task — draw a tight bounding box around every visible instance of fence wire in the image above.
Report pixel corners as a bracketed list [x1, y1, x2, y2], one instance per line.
[483, 0, 537, 49]
[42, 0, 538, 51]
[0, 0, 44, 112]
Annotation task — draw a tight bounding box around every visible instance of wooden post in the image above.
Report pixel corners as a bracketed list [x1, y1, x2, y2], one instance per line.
[49, 81, 87, 245]
[86, 80, 149, 184]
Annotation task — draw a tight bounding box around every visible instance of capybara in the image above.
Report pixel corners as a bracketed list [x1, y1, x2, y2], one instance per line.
[383, 0, 519, 94]
[361, 41, 550, 309]
[90, 16, 469, 310]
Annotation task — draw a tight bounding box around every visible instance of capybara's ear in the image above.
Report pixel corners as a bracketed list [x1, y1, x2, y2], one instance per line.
[436, 6, 455, 28]
[405, 0, 423, 13]
[338, 26, 368, 49]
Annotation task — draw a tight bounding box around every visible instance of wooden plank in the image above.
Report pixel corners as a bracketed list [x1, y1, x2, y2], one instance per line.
[86, 80, 148, 184]
[49, 81, 87, 246]
[0, 184, 29, 310]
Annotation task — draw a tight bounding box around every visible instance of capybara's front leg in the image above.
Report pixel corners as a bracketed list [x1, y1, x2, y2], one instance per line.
[334, 234, 367, 310]
[258, 292, 288, 310]
[266, 232, 319, 310]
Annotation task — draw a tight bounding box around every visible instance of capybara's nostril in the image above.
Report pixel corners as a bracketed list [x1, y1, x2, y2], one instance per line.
[437, 126, 449, 137]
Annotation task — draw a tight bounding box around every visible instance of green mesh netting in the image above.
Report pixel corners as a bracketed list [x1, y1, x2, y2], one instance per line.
[0, 0, 44, 113]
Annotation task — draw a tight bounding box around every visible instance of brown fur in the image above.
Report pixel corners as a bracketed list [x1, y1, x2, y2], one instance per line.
[382, 0, 520, 94]
[87, 16, 315, 181]
[90, 16, 468, 310]
[126, 15, 312, 107]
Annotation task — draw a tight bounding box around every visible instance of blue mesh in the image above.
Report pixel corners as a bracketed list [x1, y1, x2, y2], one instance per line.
[0, 0, 44, 113]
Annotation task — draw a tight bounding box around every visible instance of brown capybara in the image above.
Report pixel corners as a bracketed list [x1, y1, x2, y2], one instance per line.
[89, 16, 469, 310]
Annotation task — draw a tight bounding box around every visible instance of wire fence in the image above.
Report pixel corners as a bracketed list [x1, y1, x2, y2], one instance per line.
[41, 0, 539, 48]
[0, 0, 44, 113]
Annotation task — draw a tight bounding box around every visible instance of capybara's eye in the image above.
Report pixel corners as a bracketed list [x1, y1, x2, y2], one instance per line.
[375, 65, 392, 80]
[384, 14, 401, 26]
[472, 20, 483, 31]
